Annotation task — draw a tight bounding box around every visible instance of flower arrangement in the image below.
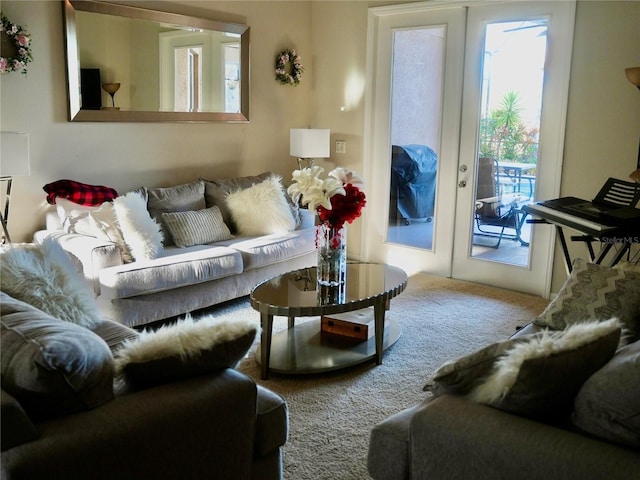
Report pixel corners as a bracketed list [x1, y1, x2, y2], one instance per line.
[287, 166, 366, 229]
[275, 48, 303, 86]
[0, 15, 32, 75]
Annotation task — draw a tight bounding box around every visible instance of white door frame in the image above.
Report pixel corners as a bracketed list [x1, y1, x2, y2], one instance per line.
[363, 0, 576, 297]
[453, 1, 575, 297]
[363, 2, 466, 278]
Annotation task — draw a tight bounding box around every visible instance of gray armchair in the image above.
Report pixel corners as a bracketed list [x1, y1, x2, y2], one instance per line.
[2, 370, 287, 480]
[1, 291, 287, 480]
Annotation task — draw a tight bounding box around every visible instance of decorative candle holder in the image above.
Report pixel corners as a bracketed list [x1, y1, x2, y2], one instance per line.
[101, 83, 121, 110]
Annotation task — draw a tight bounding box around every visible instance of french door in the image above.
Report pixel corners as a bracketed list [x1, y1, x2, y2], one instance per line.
[363, 1, 575, 296]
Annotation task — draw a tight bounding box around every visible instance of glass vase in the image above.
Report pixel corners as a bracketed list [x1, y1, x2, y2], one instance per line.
[317, 283, 346, 305]
[316, 223, 347, 287]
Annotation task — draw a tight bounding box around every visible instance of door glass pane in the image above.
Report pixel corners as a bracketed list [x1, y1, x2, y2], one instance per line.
[471, 20, 547, 265]
[174, 46, 202, 112]
[224, 43, 241, 113]
[387, 26, 445, 251]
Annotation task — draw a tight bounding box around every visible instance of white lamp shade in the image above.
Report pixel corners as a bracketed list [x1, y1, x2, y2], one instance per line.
[1, 132, 30, 176]
[290, 129, 330, 158]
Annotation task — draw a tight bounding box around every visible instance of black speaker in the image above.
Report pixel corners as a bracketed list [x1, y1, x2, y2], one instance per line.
[80, 68, 102, 110]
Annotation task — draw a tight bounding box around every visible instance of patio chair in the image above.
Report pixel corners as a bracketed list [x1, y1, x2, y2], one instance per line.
[474, 157, 528, 248]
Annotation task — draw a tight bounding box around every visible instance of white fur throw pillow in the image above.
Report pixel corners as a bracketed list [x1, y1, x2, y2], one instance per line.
[114, 314, 259, 387]
[0, 238, 103, 327]
[225, 175, 296, 236]
[468, 318, 621, 418]
[113, 191, 164, 261]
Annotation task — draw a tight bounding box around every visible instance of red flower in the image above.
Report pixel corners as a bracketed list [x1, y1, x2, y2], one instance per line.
[317, 183, 366, 229]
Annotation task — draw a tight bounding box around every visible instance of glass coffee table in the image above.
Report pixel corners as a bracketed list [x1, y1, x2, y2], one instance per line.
[250, 263, 408, 379]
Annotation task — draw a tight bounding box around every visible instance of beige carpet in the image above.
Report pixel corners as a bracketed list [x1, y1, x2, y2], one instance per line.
[207, 273, 549, 480]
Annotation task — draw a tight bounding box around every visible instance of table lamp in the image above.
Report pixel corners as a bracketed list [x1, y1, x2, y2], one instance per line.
[0, 131, 30, 243]
[290, 128, 330, 169]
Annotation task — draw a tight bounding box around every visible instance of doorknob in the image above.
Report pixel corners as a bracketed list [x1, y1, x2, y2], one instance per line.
[459, 164, 467, 173]
[458, 180, 467, 188]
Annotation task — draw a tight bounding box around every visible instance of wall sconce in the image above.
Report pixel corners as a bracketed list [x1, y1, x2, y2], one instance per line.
[0, 131, 31, 243]
[290, 128, 330, 169]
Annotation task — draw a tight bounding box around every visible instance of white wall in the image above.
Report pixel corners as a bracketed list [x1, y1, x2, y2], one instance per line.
[2, 1, 638, 293]
[390, 28, 444, 149]
[0, 0, 313, 242]
[555, 0, 640, 290]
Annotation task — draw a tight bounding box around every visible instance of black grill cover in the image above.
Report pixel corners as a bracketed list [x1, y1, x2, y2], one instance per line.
[390, 145, 438, 220]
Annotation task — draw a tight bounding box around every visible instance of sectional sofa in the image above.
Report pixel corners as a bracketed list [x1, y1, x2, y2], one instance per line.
[35, 172, 317, 329]
[368, 260, 640, 479]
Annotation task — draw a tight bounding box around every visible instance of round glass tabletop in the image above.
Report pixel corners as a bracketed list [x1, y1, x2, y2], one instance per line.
[250, 263, 408, 317]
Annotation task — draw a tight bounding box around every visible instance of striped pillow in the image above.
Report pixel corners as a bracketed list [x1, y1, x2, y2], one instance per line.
[162, 206, 232, 247]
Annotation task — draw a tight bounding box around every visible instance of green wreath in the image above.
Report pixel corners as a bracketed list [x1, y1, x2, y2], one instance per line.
[0, 14, 32, 75]
[275, 49, 303, 86]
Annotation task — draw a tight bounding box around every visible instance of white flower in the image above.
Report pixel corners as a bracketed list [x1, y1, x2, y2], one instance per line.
[288, 166, 356, 212]
[287, 166, 329, 210]
[328, 167, 363, 185]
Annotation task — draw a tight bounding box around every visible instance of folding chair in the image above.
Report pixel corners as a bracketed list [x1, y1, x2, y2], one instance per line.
[474, 158, 529, 248]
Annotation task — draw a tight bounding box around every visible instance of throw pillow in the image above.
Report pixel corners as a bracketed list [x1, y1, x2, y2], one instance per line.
[55, 197, 100, 231]
[1, 292, 115, 421]
[90, 318, 140, 354]
[424, 335, 532, 396]
[225, 175, 296, 236]
[146, 180, 206, 246]
[533, 259, 640, 345]
[572, 340, 640, 449]
[43, 179, 118, 206]
[162, 205, 232, 248]
[468, 318, 621, 419]
[113, 191, 164, 261]
[114, 314, 259, 388]
[202, 171, 272, 232]
[55, 198, 132, 263]
[0, 238, 103, 328]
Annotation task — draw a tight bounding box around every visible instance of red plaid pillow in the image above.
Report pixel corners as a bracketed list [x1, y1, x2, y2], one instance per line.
[43, 179, 119, 206]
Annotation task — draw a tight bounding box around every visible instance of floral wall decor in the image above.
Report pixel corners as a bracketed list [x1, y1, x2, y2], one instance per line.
[0, 14, 32, 75]
[275, 49, 303, 86]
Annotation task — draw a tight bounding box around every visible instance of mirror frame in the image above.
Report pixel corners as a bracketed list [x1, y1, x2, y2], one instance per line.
[63, 0, 250, 122]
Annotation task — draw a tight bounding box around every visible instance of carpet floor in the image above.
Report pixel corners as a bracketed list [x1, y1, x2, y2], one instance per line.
[204, 272, 549, 480]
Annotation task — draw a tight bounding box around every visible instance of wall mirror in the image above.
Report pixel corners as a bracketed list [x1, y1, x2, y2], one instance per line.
[63, 0, 250, 122]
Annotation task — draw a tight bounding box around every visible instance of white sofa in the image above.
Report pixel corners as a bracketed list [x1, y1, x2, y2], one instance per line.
[34, 174, 317, 329]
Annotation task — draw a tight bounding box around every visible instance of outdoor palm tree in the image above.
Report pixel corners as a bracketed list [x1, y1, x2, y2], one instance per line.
[480, 91, 538, 164]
